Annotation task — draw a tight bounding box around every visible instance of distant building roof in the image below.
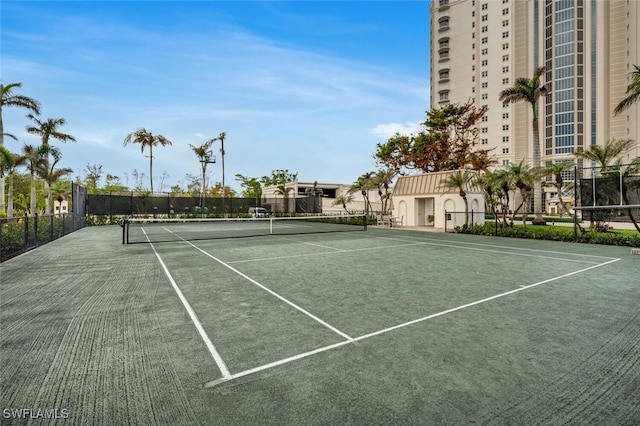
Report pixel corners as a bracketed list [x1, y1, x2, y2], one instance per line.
[393, 170, 482, 196]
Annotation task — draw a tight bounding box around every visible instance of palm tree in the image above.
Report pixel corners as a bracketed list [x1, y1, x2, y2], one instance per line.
[189, 139, 216, 214]
[0, 83, 41, 214]
[36, 145, 73, 214]
[0, 146, 15, 216]
[0, 83, 41, 147]
[350, 172, 376, 216]
[613, 64, 640, 116]
[508, 160, 542, 227]
[499, 66, 549, 223]
[373, 168, 397, 215]
[22, 144, 47, 215]
[574, 138, 636, 175]
[123, 128, 172, 194]
[332, 193, 354, 215]
[36, 146, 73, 214]
[274, 183, 295, 214]
[439, 169, 474, 229]
[575, 138, 640, 231]
[543, 161, 573, 216]
[25, 115, 76, 150]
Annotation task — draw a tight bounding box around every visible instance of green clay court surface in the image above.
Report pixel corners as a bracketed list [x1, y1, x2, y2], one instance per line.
[1, 225, 639, 425]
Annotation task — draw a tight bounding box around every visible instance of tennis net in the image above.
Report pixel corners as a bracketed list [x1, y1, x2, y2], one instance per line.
[123, 214, 367, 244]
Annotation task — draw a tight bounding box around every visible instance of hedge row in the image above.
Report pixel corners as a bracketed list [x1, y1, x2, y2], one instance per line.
[463, 223, 640, 247]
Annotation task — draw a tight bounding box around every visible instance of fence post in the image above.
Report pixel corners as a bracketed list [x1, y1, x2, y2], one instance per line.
[444, 210, 447, 233]
[34, 213, 39, 247]
[24, 213, 29, 251]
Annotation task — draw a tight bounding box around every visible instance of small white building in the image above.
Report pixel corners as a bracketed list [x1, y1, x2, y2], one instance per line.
[391, 170, 485, 229]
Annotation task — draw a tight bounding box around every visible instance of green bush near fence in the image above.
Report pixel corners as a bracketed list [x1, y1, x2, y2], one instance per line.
[465, 223, 640, 247]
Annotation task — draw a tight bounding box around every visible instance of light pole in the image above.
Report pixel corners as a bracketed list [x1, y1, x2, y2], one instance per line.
[199, 150, 216, 217]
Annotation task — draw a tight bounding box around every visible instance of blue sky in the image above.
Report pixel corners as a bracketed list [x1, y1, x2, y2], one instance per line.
[2, 1, 430, 192]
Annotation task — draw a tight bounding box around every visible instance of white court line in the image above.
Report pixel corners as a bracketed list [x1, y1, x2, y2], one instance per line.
[367, 235, 607, 264]
[370, 233, 618, 260]
[226, 241, 429, 264]
[143, 229, 231, 380]
[204, 257, 621, 387]
[173, 236, 354, 342]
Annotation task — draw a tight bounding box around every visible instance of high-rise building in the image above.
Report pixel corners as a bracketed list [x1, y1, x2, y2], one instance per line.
[430, 0, 640, 213]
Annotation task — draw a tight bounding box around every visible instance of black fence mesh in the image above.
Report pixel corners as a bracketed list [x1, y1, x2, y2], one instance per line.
[579, 173, 640, 222]
[86, 193, 323, 216]
[0, 213, 87, 262]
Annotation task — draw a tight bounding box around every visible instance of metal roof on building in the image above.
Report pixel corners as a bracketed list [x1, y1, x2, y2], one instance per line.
[392, 170, 482, 196]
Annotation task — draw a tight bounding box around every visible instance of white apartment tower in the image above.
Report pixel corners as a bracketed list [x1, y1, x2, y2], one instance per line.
[431, 0, 640, 212]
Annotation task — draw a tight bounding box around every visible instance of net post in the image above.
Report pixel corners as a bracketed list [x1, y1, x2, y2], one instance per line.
[122, 219, 128, 244]
[363, 213, 367, 231]
[573, 165, 578, 242]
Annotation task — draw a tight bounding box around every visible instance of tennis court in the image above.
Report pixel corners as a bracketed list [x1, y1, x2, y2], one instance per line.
[1, 222, 638, 425]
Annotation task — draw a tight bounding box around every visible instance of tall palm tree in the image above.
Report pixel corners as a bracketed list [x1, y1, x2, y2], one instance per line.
[123, 128, 172, 194]
[613, 64, 640, 116]
[1, 83, 41, 214]
[189, 139, 216, 214]
[217, 132, 226, 197]
[22, 144, 47, 215]
[439, 169, 474, 229]
[274, 184, 295, 214]
[499, 66, 549, 223]
[0, 83, 41, 147]
[0, 146, 15, 216]
[36, 146, 73, 215]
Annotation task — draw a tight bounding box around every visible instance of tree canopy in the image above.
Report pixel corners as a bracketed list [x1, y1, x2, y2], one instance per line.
[374, 101, 494, 173]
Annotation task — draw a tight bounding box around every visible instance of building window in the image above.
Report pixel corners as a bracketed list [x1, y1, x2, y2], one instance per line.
[502, 136, 509, 142]
[439, 39, 449, 49]
[482, 60, 488, 66]
[481, 93, 488, 100]
[482, 37, 488, 44]
[502, 8, 509, 15]
[502, 31, 509, 38]
[502, 43, 509, 50]
[482, 3, 488, 10]
[503, 103, 509, 108]
[502, 66, 509, 73]
[482, 82, 488, 88]
[482, 48, 488, 55]
[482, 116, 488, 122]
[502, 159, 510, 165]
[481, 71, 488, 77]
[502, 124, 509, 131]
[482, 14, 488, 21]
[502, 19, 509, 27]
[482, 26, 488, 33]
[502, 148, 510, 154]
[502, 78, 509, 84]
[482, 127, 488, 133]
[440, 50, 450, 59]
[439, 70, 449, 80]
[481, 139, 489, 145]
[439, 18, 450, 28]
[502, 113, 509, 119]
[502, 54, 509, 61]
[439, 91, 449, 101]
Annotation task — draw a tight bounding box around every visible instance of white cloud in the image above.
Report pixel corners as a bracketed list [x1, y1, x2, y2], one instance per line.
[371, 122, 422, 139]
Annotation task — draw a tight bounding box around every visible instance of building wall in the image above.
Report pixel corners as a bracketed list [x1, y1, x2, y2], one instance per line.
[430, 0, 640, 211]
[261, 182, 384, 214]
